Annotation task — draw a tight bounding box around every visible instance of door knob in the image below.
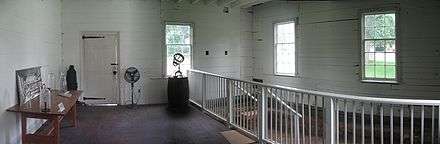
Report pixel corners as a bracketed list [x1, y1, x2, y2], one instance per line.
[113, 70, 118, 75]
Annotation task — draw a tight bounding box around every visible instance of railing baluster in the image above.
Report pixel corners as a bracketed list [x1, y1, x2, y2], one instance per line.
[250, 84, 253, 133]
[293, 92, 297, 144]
[275, 89, 279, 143]
[235, 81, 238, 125]
[380, 104, 384, 144]
[295, 116, 300, 144]
[246, 83, 250, 132]
[285, 90, 288, 143]
[362, 103, 365, 144]
[371, 103, 374, 144]
[344, 100, 347, 144]
[421, 105, 424, 144]
[255, 85, 258, 134]
[353, 101, 356, 144]
[336, 99, 339, 144]
[390, 106, 393, 144]
[400, 106, 403, 144]
[241, 82, 244, 128]
[301, 93, 306, 144]
[202, 74, 206, 109]
[221, 78, 224, 118]
[315, 95, 318, 141]
[258, 86, 266, 143]
[322, 96, 325, 144]
[432, 106, 435, 144]
[245, 83, 248, 131]
[227, 80, 232, 127]
[289, 91, 294, 144]
[216, 77, 219, 115]
[270, 88, 273, 141]
[281, 90, 288, 143]
[308, 94, 312, 144]
[410, 105, 414, 144]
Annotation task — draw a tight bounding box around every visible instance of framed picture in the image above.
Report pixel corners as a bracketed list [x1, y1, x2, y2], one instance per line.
[16, 66, 42, 105]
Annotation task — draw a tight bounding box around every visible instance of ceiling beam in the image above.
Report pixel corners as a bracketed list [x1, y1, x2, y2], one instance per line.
[206, 0, 217, 5]
[191, 0, 203, 4]
[238, 0, 273, 8]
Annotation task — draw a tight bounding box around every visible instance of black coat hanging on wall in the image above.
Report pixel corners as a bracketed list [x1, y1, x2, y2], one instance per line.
[66, 65, 78, 91]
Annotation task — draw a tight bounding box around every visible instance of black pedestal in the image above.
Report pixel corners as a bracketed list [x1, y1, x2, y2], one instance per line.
[167, 77, 189, 112]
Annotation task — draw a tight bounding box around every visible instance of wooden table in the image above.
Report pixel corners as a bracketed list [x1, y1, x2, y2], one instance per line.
[7, 90, 82, 144]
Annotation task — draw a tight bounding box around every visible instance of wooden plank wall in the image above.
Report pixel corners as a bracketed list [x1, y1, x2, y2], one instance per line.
[252, 1, 440, 99]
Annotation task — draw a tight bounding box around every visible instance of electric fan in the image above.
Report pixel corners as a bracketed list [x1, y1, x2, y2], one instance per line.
[124, 67, 140, 107]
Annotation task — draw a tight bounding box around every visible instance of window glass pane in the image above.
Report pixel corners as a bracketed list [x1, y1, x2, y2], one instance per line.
[166, 25, 191, 44]
[364, 15, 377, 27]
[385, 66, 396, 79]
[374, 40, 386, 52]
[364, 13, 396, 39]
[375, 65, 385, 78]
[384, 26, 395, 38]
[374, 52, 385, 65]
[365, 41, 375, 52]
[365, 65, 375, 78]
[276, 22, 295, 43]
[385, 53, 396, 65]
[383, 13, 396, 27]
[385, 40, 395, 52]
[364, 53, 375, 65]
[276, 44, 295, 75]
[166, 45, 191, 76]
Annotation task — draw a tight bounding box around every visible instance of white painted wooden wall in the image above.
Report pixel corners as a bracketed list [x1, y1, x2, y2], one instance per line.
[62, 0, 165, 105]
[0, 0, 62, 143]
[252, 1, 440, 99]
[161, 1, 254, 80]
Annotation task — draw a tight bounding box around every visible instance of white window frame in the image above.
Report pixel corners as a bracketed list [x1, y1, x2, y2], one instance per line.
[165, 22, 194, 77]
[274, 20, 297, 77]
[360, 9, 399, 84]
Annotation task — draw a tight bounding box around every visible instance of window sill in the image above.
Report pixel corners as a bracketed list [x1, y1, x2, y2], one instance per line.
[274, 74, 298, 78]
[361, 79, 399, 84]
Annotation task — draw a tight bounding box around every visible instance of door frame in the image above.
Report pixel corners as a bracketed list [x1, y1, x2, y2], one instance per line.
[80, 31, 121, 105]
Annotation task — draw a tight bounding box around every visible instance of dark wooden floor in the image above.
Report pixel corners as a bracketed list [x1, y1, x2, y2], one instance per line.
[60, 104, 230, 144]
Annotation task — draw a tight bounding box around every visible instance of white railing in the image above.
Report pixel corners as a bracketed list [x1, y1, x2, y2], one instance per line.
[188, 69, 440, 144]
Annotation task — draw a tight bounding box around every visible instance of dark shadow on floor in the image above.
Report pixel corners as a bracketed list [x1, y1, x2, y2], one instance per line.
[60, 104, 230, 144]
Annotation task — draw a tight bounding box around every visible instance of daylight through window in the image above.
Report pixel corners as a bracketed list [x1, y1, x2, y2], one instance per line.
[166, 24, 192, 76]
[362, 12, 397, 82]
[275, 21, 296, 76]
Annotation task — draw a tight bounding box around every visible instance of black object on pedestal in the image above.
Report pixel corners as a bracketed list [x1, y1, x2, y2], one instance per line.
[167, 77, 189, 112]
[66, 65, 78, 91]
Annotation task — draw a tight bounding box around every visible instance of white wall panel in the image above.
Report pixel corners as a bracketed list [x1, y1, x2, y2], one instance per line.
[0, 0, 62, 143]
[161, 1, 254, 79]
[252, 1, 440, 99]
[62, 0, 165, 105]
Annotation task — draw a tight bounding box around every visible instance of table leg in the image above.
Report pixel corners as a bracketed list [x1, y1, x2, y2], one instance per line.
[71, 104, 77, 127]
[52, 116, 60, 144]
[21, 114, 27, 144]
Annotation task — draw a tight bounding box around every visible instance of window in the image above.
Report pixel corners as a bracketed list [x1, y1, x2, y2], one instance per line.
[362, 11, 397, 82]
[274, 21, 296, 76]
[166, 24, 192, 76]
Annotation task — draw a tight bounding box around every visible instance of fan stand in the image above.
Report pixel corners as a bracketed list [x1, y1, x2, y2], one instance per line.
[127, 82, 137, 109]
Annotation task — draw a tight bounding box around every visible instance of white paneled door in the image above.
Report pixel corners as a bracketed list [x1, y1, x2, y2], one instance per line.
[82, 32, 120, 105]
